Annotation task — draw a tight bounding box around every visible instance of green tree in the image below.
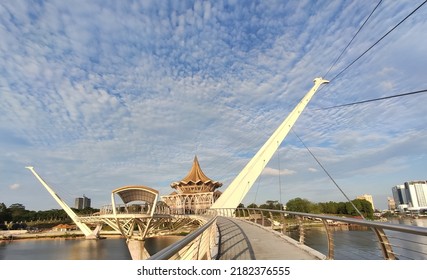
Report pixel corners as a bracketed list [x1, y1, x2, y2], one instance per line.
[359, 199, 374, 219]
[0, 202, 12, 223]
[247, 203, 258, 209]
[260, 200, 283, 211]
[336, 202, 347, 214]
[320, 201, 338, 214]
[8, 203, 28, 222]
[286, 198, 316, 213]
[345, 199, 374, 219]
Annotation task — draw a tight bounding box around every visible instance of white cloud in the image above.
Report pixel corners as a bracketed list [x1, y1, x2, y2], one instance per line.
[0, 1, 426, 210]
[9, 183, 20, 190]
[262, 167, 296, 176]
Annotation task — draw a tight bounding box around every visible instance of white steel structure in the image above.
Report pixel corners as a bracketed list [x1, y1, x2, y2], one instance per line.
[25, 166, 98, 238]
[211, 78, 329, 210]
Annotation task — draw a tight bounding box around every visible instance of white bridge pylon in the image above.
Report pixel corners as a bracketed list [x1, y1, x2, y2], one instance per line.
[25, 166, 97, 238]
[211, 77, 329, 210]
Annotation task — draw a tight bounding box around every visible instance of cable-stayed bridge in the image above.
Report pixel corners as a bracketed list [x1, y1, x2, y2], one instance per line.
[26, 78, 427, 260]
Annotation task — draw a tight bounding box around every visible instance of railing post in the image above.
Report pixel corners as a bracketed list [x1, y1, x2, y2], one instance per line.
[321, 219, 335, 260]
[251, 209, 257, 223]
[279, 212, 286, 234]
[261, 210, 265, 226]
[297, 216, 305, 244]
[371, 227, 397, 260]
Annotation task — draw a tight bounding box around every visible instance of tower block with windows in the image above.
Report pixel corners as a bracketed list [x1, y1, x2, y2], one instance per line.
[162, 156, 222, 214]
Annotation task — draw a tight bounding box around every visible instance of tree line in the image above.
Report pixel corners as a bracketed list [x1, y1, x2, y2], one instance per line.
[241, 197, 374, 219]
[1, 196, 375, 228]
[0, 202, 99, 229]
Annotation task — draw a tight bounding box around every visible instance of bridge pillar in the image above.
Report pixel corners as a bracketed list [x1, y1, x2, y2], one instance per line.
[127, 239, 151, 260]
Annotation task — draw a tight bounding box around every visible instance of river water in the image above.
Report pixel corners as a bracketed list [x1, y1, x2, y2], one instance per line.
[297, 217, 427, 260]
[1, 218, 426, 260]
[0, 235, 183, 260]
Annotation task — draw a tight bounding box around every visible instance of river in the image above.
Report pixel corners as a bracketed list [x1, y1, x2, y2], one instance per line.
[0, 218, 426, 260]
[297, 217, 427, 260]
[0, 235, 183, 260]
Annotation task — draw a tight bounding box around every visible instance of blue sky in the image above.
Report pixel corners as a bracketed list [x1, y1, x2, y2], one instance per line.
[1, 0, 426, 211]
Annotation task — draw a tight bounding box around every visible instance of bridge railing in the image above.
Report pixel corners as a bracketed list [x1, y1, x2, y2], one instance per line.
[143, 207, 427, 260]
[99, 203, 171, 215]
[215, 208, 427, 260]
[147, 209, 218, 260]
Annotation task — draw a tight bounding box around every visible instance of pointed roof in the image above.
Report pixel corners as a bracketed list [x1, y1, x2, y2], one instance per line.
[181, 156, 211, 184]
[170, 156, 222, 192]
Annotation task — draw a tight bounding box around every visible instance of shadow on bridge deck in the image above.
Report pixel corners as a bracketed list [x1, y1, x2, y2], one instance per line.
[216, 217, 325, 260]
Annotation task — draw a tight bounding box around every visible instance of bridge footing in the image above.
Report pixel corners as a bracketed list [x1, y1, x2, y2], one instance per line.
[127, 239, 150, 260]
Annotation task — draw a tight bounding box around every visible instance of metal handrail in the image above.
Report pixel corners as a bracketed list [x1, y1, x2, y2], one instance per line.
[147, 210, 218, 260]
[275, 210, 427, 236]
[218, 207, 427, 260]
[144, 208, 427, 260]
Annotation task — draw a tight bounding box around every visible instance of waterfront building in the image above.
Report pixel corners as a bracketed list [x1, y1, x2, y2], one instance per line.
[161, 156, 222, 214]
[52, 224, 76, 232]
[387, 197, 396, 211]
[74, 195, 91, 210]
[405, 181, 427, 210]
[357, 194, 375, 211]
[393, 184, 409, 213]
[392, 181, 427, 213]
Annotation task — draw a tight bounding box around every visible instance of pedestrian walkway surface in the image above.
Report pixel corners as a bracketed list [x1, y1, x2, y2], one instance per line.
[216, 217, 324, 260]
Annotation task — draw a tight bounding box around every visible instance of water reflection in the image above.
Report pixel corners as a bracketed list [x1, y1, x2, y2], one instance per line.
[1, 219, 425, 260]
[0, 235, 184, 260]
[144, 236, 184, 256]
[385, 218, 427, 260]
[288, 218, 427, 260]
[0, 238, 132, 260]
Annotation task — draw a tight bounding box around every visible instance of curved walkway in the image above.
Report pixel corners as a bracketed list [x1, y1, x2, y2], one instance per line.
[216, 217, 324, 260]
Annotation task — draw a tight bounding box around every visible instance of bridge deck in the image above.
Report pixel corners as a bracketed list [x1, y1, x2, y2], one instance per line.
[216, 217, 324, 260]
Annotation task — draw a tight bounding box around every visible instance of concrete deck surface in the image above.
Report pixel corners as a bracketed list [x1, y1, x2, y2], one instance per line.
[216, 217, 324, 260]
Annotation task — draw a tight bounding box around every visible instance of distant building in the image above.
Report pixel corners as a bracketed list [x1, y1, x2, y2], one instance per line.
[387, 197, 396, 211]
[392, 181, 427, 213]
[75, 195, 91, 210]
[357, 194, 375, 211]
[52, 224, 76, 232]
[161, 156, 222, 214]
[392, 184, 409, 212]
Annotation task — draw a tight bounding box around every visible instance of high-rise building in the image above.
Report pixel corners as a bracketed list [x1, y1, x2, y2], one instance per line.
[75, 195, 91, 210]
[392, 181, 427, 213]
[356, 194, 375, 211]
[405, 181, 427, 209]
[392, 184, 409, 212]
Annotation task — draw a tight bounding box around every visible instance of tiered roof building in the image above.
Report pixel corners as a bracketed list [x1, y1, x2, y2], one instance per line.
[161, 156, 222, 214]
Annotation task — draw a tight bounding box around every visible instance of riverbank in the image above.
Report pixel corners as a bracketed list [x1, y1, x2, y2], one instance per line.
[0, 230, 122, 241]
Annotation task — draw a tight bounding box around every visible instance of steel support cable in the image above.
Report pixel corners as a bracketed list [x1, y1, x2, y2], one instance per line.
[383, 242, 425, 259]
[329, 0, 427, 83]
[252, 159, 266, 206]
[324, 0, 383, 79]
[387, 234, 427, 246]
[318, 89, 427, 110]
[35, 176, 78, 209]
[291, 129, 365, 219]
[253, 179, 261, 206]
[277, 141, 283, 207]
